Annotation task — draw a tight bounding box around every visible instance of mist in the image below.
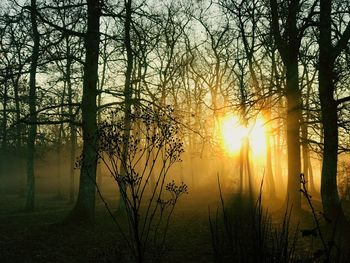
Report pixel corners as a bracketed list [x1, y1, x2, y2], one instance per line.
[1, 0, 350, 262]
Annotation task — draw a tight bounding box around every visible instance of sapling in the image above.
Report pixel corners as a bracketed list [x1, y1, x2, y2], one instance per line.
[96, 106, 187, 262]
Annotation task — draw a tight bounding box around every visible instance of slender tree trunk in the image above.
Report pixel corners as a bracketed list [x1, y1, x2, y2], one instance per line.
[96, 27, 108, 189]
[13, 75, 22, 150]
[64, 37, 77, 204]
[239, 141, 244, 193]
[0, 77, 8, 190]
[68, 0, 100, 222]
[118, 0, 134, 212]
[12, 73, 25, 197]
[308, 157, 316, 193]
[265, 127, 276, 199]
[69, 125, 77, 204]
[1, 77, 8, 151]
[245, 139, 254, 197]
[301, 68, 317, 194]
[25, 0, 39, 211]
[56, 123, 64, 199]
[301, 121, 317, 193]
[56, 79, 66, 199]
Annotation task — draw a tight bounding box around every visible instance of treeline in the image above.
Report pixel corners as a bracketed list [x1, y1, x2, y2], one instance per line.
[0, 0, 350, 225]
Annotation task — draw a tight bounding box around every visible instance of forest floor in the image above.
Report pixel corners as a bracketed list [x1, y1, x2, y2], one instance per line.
[0, 189, 348, 262]
[0, 190, 218, 263]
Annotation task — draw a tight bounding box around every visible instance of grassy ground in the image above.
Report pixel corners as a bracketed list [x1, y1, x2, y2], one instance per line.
[0, 191, 217, 263]
[0, 189, 347, 262]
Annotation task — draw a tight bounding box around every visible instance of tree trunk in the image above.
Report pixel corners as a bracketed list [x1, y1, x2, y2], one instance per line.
[319, 0, 342, 219]
[270, 0, 302, 210]
[67, 44, 76, 204]
[56, 123, 64, 199]
[69, 125, 77, 204]
[1, 76, 8, 151]
[25, 0, 39, 211]
[117, 0, 134, 212]
[68, 0, 100, 223]
[265, 127, 276, 199]
[301, 121, 317, 193]
[285, 60, 302, 209]
[13, 74, 22, 150]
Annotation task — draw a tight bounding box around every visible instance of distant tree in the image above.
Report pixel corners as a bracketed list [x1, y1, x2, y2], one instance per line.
[221, 0, 278, 198]
[42, 0, 85, 202]
[269, 0, 318, 209]
[194, 9, 231, 121]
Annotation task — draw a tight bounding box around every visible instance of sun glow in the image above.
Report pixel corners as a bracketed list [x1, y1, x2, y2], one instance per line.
[219, 114, 266, 156]
[220, 115, 248, 154]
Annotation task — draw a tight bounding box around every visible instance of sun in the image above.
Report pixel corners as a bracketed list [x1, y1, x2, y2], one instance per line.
[219, 114, 266, 156]
[219, 115, 247, 155]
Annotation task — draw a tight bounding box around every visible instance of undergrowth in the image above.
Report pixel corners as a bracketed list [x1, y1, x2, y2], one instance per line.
[209, 176, 299, 263]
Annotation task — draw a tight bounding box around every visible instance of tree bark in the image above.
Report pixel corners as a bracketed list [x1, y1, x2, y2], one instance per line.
[1, 75, 8, 151]
[118, 0, 134, 212]
[66, 41, 76, 204]
[319, 0, 343, 219]
[270, 0, 302, 209]
[265, 112, 276, 199]
[25, 0, 39, 211]
[68, 0, 100, 223]
[285, 60, 302, 209]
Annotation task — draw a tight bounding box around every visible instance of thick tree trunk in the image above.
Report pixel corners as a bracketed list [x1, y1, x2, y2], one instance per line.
[319, 0, 342, 219]
[68, 0, 100, 223]
[319, 92, 340, 217]
[270, 0, 302, 210]
[25, 0, 39, 211]
[285, 61, 302, 209]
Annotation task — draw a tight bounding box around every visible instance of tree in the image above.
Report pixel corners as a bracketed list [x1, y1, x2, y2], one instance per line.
[319, 0, 350, 221]
[269, 0, 317, 209]
[68, 0, 100, 222]
[25, 0, 40, 211]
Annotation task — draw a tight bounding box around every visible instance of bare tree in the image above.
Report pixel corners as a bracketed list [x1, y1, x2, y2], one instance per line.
[68, 0, 100, 222]
[269, 0, 317, 209]
[24, 0, 40, 211]
[319, 0, 350, 221]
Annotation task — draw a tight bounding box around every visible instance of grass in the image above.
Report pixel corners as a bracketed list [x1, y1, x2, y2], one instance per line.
[209, 177, 300, 263]
[1, 183, 350, 262]
[0, 192, 213, 263]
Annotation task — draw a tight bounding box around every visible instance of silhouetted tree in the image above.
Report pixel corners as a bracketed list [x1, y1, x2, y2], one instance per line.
[69, 0, 100, 222]
[24, 0, 40, 211]
[269, 0, 318, 210]
[319, 0, 350, 221]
